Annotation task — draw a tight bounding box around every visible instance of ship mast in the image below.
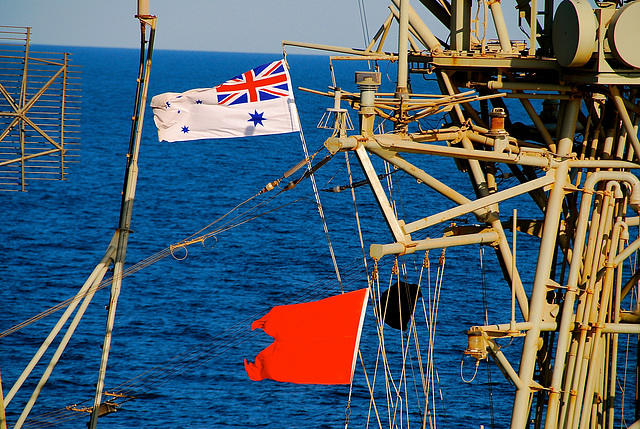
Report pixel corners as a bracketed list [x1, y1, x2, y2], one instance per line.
[88, 1, 156, 427]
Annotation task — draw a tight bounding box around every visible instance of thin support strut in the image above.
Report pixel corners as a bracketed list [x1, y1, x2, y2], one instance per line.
[88, 11, 157, 429]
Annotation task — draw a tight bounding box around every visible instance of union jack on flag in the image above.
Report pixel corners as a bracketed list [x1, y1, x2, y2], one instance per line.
[215, 60, 291, 106]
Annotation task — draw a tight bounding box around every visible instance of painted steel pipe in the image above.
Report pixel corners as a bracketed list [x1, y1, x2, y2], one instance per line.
[396, 0, 410, 93]
[373, 135, 553, 168]
[473, 321, 558, 332]
[404, 173, 555, 233]
[571, 186, 617, 429]
[370, 230, 500, 259]
[513, 99, 580, 429]
[137, 0, 149, 16]
[366, 144, 491, 220]
[487, 81, 576, 92]
[601, 323, 640, 334]
[611, 86, 640, 162]
[545, 173, 640, 429]
[577, 217, 625, 429]
[391, 0, 443, 52]
[282, 40, 395, 58]
[489, 0, 512, 53]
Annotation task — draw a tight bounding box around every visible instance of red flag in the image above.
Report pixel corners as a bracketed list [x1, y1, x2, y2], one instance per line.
[244, 288, 369, 384]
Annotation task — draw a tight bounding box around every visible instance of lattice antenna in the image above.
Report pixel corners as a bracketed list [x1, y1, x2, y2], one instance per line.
[0, 26, 81, 191]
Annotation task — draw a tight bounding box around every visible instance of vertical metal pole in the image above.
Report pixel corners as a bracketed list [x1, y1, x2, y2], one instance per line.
[607, 245, 623, 429]
[637, 334, 640, 423]
[511, 99, 580, 429]
[19, 28, 30, 191]
[573, 193, 614, 429]
[451, 0, 472, 51]
[577, 212, 622, 429]
[391, 0, 442, 52]
[511, 160, 569, 429]
[544, 190, 595, 428]
[397, 0, 409, 93]
[528, 0, 538, 56]
[60, 52, 67, 180]
[511, 209, 517, 331]
[543, 0, 554, 54]
[88, 13, 156, 429]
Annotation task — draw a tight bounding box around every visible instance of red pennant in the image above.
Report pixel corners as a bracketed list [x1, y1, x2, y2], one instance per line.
[244, 288, 369, 384]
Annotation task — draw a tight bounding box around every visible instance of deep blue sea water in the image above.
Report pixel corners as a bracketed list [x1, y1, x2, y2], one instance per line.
[0, 46, 635, 429]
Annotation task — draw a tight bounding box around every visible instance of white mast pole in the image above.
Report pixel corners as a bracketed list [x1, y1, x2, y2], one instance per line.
[88, 1, 156, 427]
[396, 0, 410, 94]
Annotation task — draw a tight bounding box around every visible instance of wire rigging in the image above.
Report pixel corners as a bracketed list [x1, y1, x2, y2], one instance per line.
[17, 258, 388, 429]
[356, 0, 371, 49]
[0, 148, 332, 340]
[9, 141, 398, 427]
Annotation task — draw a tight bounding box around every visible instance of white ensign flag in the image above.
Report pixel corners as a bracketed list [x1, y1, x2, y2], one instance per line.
[151, 60, 300, 142]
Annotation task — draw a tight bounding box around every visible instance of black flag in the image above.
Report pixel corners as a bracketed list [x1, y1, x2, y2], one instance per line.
[380, 281, 422, 331]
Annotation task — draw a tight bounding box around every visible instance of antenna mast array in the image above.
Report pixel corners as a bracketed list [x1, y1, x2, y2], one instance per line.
[0, 26, 80, 192]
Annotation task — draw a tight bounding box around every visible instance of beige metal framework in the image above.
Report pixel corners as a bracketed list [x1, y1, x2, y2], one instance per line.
[288, 0, 640, 427]
[0, 26, 80, 191]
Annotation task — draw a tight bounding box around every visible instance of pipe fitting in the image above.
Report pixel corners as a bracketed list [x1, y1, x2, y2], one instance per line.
[584, 172, 640, 211]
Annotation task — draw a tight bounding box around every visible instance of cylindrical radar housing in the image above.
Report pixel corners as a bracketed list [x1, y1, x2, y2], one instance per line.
[607, 1, 640, 69]
[552, 0, 597, 67]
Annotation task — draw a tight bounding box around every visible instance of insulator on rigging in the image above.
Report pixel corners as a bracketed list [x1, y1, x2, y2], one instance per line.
[464, 330, 488, 360]
[322, 170, 397, 193]
[284, 158, 309, 178]
[259, 179, 281, 194]
[320, 184, 346, 193]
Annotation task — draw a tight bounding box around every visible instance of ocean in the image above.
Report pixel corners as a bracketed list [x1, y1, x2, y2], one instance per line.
[0, 46, 634, 429]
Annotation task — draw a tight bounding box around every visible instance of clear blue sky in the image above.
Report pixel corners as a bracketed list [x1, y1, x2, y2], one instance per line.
[1, 1, 527, 53]
[0, 0, 391, 53]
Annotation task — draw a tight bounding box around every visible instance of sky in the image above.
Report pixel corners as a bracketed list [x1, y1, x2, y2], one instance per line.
[0, 0, 525, 54]
[1, 0, 396, 54]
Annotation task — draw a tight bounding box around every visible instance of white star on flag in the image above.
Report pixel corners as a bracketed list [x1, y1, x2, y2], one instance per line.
[151, 60, 300, 142]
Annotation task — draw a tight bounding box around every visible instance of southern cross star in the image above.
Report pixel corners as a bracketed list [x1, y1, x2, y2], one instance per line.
[181, 126, 189, 134]
[248, 110, 266, 127]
